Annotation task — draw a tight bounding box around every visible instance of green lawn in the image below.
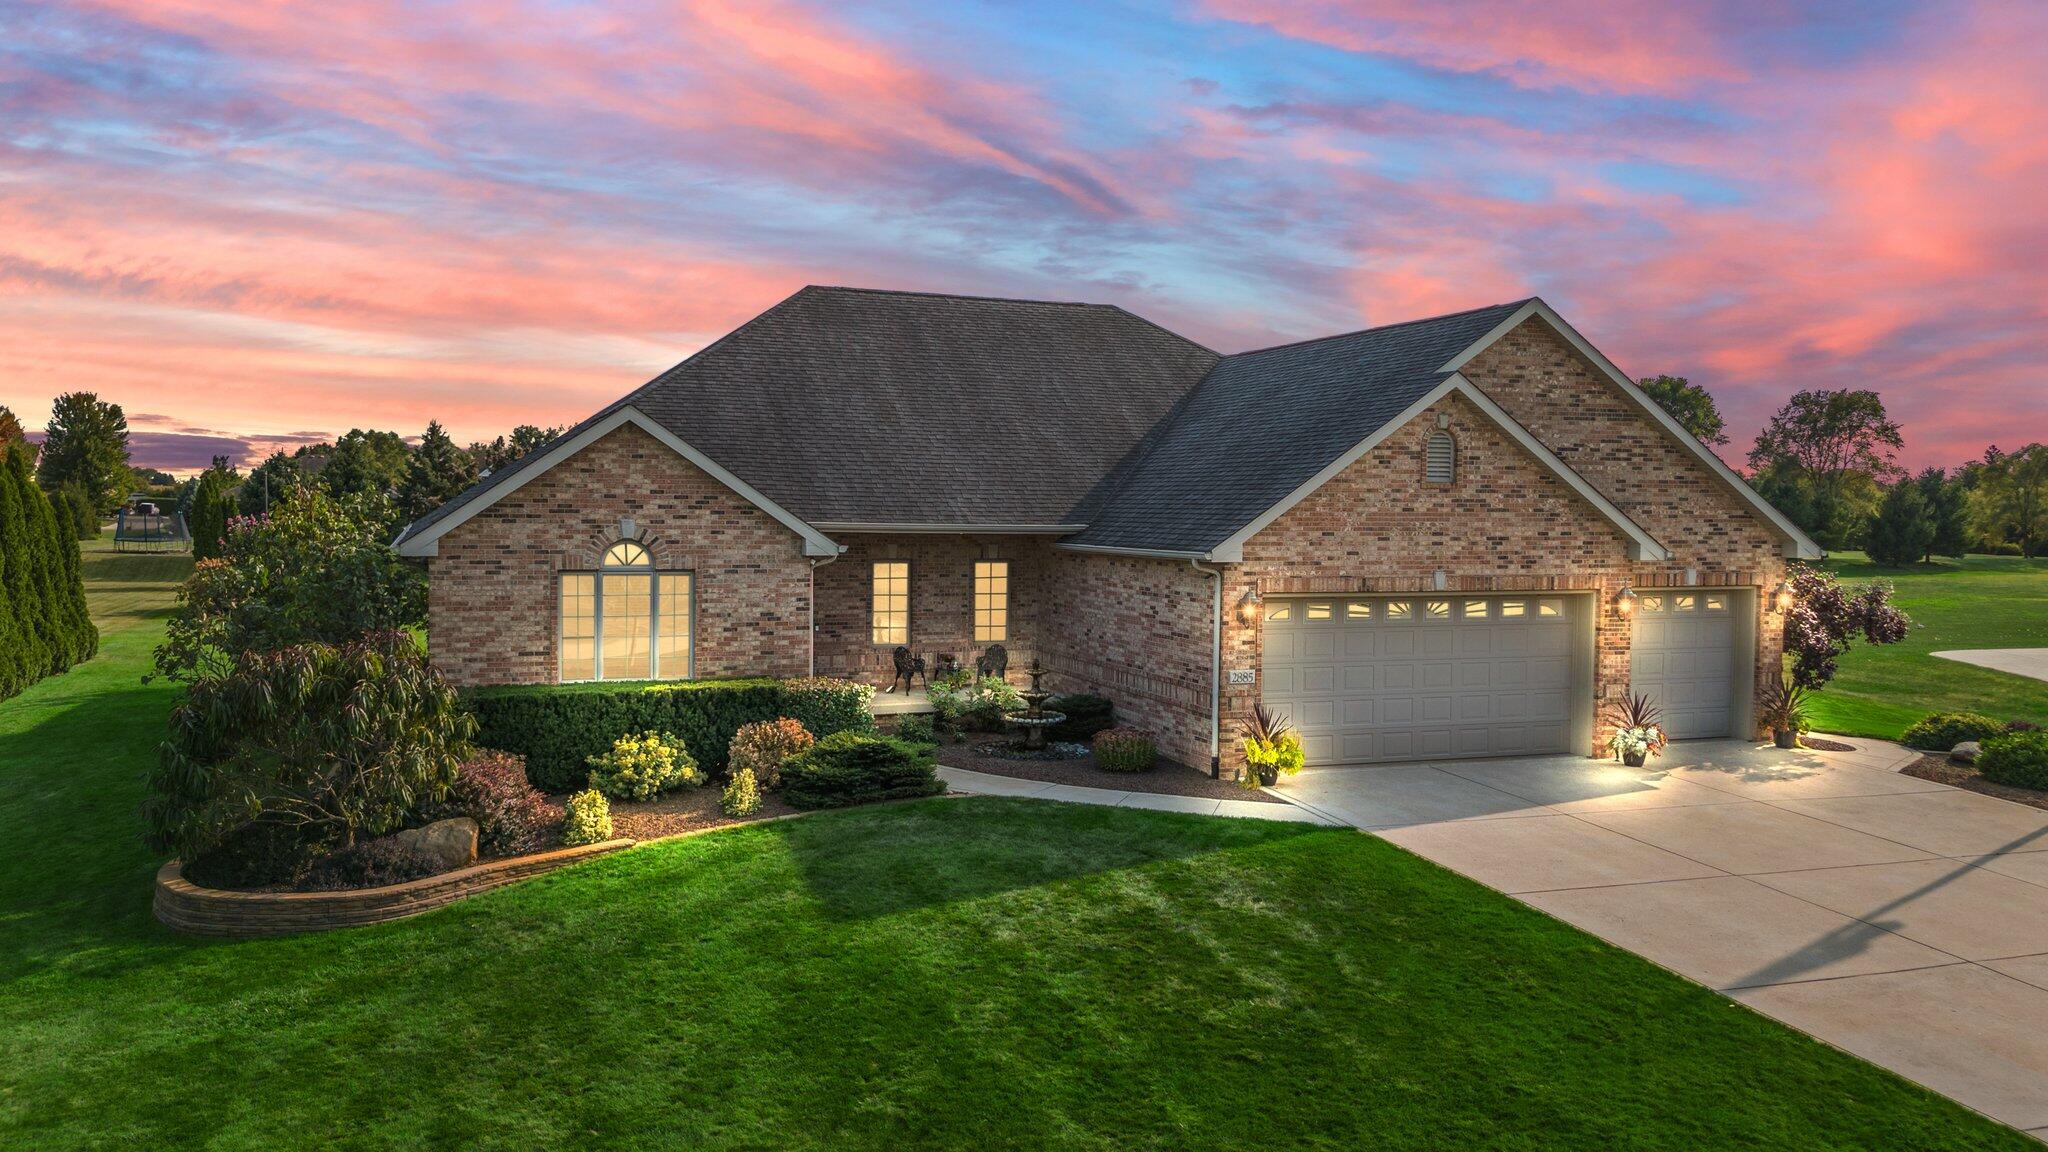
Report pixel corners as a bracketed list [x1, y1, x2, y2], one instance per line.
[1807, 551, 2048, 740]
[0, 551, 2034, 1149]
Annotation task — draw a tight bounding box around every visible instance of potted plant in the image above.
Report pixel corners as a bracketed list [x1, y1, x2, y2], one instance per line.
[1604, 693, 1668, 767]
[1241, 704, 1305, 787]
[1758, 675, 1809, 749]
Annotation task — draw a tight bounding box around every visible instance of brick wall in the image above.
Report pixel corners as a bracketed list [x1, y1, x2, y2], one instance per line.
[812, 535, 1052, 684]
[427, 424, 814, 687]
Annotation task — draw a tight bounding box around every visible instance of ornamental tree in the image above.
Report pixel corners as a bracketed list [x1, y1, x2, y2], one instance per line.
[1783, 564, 1910, 689]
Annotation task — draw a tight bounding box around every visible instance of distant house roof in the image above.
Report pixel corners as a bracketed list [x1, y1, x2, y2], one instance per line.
[396, 286, 1819, 560]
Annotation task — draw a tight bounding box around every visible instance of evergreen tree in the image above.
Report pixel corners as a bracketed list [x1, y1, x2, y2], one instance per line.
[397, 420, 478, 523]
[0, 405, 25, 450]
[0, 445, 38, 698]
[1865, 480, 1934, 567]
[57, 480, 97, 540]
[320, 429, 410, 499]
[467, 424, 564, 476]
[0, 443, 93, 700]
[34, 392, 130, 514]
[239, 451, 305, 517]
[188, 464, 241, 561]
[1914, 467, 1969, 560]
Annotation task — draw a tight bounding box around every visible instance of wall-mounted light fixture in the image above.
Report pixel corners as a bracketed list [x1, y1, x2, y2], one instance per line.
[1615, 584, 1638, 616]
[1237, 587, 1262, 625]
[1773, 581, 1795, 612]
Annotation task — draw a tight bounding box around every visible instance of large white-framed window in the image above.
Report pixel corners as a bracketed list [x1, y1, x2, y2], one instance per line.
[974, 560, 1008, 642]
[872, 561, 909, 645]
[558, 540, 693, 682]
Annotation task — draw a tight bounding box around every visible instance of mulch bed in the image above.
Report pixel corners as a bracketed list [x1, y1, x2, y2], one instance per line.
[557, 785, 801, 842]
[1901, 754, 2048, 813]
[936, 736, 1280, 803]
[1801, 736, 1857, 752]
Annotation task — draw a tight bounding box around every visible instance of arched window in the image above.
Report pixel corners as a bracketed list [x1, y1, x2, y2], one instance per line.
[1425, 431, 1456, 483]
[560, 540, 692, 682]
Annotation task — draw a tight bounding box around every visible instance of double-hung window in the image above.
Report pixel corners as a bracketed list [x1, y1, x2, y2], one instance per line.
[559, 540, 692, 681]
[872, 561, 909, 645]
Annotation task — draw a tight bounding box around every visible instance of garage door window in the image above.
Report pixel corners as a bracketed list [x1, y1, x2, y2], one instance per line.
[1705, 594, 1727, 611]
[1463, 600, 1488, 619]
[1425, 600, 1450, 619]
[1306, 602, 1333, 620]
[1346, 601, 1372, 619]
[1501, 600, 1526, 617]
[1386, 601, 1411, 620]
[1266, 603, 1292, 621]
[1539, 598, 1563, 617]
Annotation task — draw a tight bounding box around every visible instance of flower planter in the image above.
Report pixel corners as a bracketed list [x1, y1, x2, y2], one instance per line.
[1621, 750, 1648, 767]
[1773, 728, 1799, 749]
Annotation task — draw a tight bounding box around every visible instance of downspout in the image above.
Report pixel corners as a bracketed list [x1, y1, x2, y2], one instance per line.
[808, 552, 841, 677]
[1190, 559, 1224, 778]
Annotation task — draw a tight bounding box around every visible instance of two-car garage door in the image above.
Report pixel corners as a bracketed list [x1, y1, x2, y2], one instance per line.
[1261, 595, 1581, 765]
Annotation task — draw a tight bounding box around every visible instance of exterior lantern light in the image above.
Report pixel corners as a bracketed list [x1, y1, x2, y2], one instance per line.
[1237, 587, 1262, 625]
[1774, 581, 1795, 612]
[1615, 585, 1637, 616]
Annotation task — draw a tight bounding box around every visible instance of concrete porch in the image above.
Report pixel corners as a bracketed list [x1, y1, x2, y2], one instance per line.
[870, 688, 936, 717]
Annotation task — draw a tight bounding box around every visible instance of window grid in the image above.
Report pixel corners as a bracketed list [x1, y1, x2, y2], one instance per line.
[558, 543, 692, 683]
[872, 562, 909, 645]
[658, 574, 693, 678]
[974, 561, 1008, 643]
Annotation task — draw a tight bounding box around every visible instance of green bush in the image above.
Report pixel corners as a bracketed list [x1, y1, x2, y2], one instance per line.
[144, 632, 476, 865]
[781, 731, 944, 810]
[561, 789, 612, 846]
[721, 768, 762, 817]
[1047, 694, 1114, 742]
[297, 838, 442, 892]
[467, 678, 872, 792]
[728, 717, 812, 791]
[587, 731, 700, 801]
[892, 713, 937, 745]
[1092, 728, 1156, 772]
[1977, 730, 2048, 791]
[1901, 711, 2006, 751]
[0, 442, 97, 703]
[927, 671, 1023, 732]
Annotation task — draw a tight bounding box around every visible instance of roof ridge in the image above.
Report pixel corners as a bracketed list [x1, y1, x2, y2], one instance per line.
[800, 283, 1122, 310]
[1226, 297, 1535, 360]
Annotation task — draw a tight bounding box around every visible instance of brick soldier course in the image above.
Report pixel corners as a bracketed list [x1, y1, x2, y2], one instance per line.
[398, 287, 1818, 779]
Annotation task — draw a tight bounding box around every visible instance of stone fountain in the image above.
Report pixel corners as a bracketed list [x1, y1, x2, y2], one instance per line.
[1004, 658, 1066, 751]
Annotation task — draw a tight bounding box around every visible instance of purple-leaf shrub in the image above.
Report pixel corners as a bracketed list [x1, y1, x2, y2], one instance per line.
[1783, 565, 1911, 689]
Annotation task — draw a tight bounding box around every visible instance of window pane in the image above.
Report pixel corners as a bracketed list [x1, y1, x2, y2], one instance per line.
[1386, 601, 1411, 620]
[1426, 600, 1449, 619]
[1500, 600, 1526, 617]
[1538, 598, 1564, 617]
[657, 573, 691, 680]
[872, 562, 908, 645]
[1265, 603, 1291, 621]
[1306, 602, 1332, 620]
[1673, 594, 1695, 612]
[602, 573, 652, 680]
[974, 560, 1008, 643]
[1463, 599, 1488, 619]
[603, 540, 649, 567]
[1705, 594, 1728, 611]
[1346, 601, 1372, 619]
[1640, 595, 1664, 613]
[561, 573, 596, 682]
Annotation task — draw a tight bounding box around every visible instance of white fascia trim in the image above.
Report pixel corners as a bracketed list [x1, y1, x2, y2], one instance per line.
[394, 406, 840, 559]
[1439, 298, 1824, 559]
[1053, 542, 1214, 561]
[816, 522, 1087, 534]
[1204, 376, 1671, 564]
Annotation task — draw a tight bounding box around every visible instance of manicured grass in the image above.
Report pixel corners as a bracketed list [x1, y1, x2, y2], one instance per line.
[78, 530, 192, 635]
[1807, 551, 2048, 740]
[0, 551, 2033, 1149]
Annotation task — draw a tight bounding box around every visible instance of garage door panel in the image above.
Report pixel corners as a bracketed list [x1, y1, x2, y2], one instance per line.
[1630, 596, 1739, 741]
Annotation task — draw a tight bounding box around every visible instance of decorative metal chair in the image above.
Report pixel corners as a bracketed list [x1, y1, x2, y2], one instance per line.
[885, 646, 927, 694]
[976, 644, 1008, 681]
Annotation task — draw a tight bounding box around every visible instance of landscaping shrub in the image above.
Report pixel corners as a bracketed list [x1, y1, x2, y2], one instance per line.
[781, 732, 944, 810]
[892, 713, 937, 745]
[1046, 694, 1114, 742]
[721, 768, 762, 817]
[144, 632, 476, 865]
[587, 731, 700, 801]
[562, 789, 612, 846]
[1241, 703, 1305, 788]
[297, 838, 443, 892]
[182, 822, 322, 890]
[1901, 711, 2006, 751]
[728, 717, 812, 791]
[927, 671, 1023, 732]
[2007, 720, 2042, 733]
[1782, 564, 1910, 690]
[1977, 730, 2048, 791]
[428, 751, 560, 856]
[0, 441, 97, 703]
[466, 678, 872, 792]
[1092, 728, 1156, 772]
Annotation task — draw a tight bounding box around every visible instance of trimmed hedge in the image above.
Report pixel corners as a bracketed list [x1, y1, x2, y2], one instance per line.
[781, 731, 943, 810]
[0, 442, 97, 702]
[1047, 693, 1114, 743]
[1901, 711, 2006, 752]
[466, 678, 873, 792]
[1978, 730, 2048, 791]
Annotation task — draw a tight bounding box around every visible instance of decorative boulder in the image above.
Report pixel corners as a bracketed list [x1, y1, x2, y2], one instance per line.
[391, 817, 479, 870]
[1951, 740, 1982, 764]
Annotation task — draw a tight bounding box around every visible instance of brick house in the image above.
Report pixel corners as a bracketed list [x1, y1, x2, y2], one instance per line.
[396, 287, 1820, 776]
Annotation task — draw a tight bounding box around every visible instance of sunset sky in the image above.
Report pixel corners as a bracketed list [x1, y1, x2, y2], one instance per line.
[5, 0, 2044, 475]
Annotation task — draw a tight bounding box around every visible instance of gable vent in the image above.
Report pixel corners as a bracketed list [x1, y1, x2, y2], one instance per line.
[1425, 431, 1456, 483]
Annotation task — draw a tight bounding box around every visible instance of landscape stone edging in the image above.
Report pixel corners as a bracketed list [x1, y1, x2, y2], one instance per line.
[153, 837, 635, 939]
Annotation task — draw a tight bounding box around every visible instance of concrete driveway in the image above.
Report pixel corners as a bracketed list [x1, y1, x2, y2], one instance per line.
[1276, 740, 2048, 1137]
[1935, 648, 2048, 683]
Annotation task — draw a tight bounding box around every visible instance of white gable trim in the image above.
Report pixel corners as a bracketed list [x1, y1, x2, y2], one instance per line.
[1205, 375, 1671, 564]
[1440, 299, 1824, 558]
[393, 406, 840, 558]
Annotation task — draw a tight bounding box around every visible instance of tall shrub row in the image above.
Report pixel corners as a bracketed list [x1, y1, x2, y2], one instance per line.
[0, 442, 98, 701]
[466, 678, 875, 791]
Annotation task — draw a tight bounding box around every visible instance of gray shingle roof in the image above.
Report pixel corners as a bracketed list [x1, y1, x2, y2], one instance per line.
[397, 287, 1534, 556]
[1067, 300, 1531, 554]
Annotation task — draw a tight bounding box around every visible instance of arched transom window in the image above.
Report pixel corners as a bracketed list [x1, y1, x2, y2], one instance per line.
[560, 540, 692, 682]
[1425, 431, 1456, 483]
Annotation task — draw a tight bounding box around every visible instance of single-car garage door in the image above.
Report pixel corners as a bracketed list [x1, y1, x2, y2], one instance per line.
[1629, 591, 1737, 740]
[1261, 595, 1582, 765]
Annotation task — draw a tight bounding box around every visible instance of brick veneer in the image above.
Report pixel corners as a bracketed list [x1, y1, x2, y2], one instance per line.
[428, 424, 815, 687]
[812, 535, 1053, 683]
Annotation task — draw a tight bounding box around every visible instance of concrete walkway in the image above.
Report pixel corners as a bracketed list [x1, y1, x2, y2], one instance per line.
[1273, 739, 2048, 1138]
[1935, 648, 2048, 683]
[936, 765, 1337, 823]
